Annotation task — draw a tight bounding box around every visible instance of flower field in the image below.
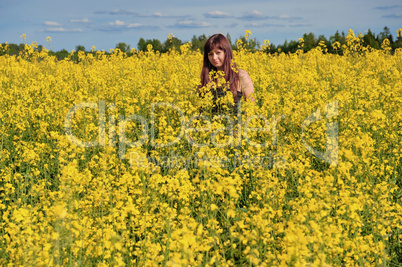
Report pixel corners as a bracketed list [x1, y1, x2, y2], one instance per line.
[0, 30, 401, 266]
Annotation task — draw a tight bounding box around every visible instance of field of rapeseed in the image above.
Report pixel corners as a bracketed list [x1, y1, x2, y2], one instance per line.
[0, 30, 401, 266]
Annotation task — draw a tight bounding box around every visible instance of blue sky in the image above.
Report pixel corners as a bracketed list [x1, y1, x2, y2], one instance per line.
[1, 0, 401, 52]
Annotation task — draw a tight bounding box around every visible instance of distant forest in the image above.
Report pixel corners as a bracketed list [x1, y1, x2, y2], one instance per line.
[1, 27, 401, 60]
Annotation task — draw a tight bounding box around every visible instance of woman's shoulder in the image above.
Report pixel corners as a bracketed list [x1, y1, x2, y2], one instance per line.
[237, 69, 252, 83]
[238, 68, 251, 78]
[237, 68, 254, 99]
[238, 68, 247, 74]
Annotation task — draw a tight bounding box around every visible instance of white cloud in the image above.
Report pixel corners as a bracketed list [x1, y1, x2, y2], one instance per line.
[245, 22, 286, 28]
[251, 10, 264, 16]
[94, 21, 160, 32]
[40, 27, 84, 33]
[204, 10, 233, 18]
[70, 18, 90, 23]
[44, 21, 61, 26]
[239, 11, 302, 21]
[109, 20, 125, 26]
[94, 9, 136, 15]
[110, 9, 134, 15]
[289, 23, 312, 27]
[138, 12, 189, 19]
[110, 9, 135, 15]
[173, 20, 213, 28]
[279, 14, 290, 19]
[153, 12, 164, 17]
[239, 10, 267, 20]
[127, 23, 142, 28]
[278, 14, 302, 20]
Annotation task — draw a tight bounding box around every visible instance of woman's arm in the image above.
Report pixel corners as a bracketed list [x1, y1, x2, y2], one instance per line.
[239, 69, 255, 101]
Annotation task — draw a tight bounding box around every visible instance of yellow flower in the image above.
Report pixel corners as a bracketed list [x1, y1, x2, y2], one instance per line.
[245, 30, 252, 39]
[397, 28, 402, 37]
[53, 205, 67, 219]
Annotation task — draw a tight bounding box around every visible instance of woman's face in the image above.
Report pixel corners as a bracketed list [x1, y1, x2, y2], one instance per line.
[208, 47, 225, 71]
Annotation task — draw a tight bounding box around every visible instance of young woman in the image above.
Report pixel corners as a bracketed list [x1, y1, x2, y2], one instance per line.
[198, 33, 255, 115]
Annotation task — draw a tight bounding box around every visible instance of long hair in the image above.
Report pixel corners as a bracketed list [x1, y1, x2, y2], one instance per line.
[199, 34, 239, 100]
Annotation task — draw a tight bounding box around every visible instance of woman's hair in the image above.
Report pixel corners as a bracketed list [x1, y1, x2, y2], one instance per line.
[199, 33, 239, 99]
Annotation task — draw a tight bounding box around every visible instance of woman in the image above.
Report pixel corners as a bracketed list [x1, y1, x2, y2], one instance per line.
[198, 33, 254, 116]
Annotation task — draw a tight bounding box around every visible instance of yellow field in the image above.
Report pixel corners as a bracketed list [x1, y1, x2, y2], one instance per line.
[0, 31, 401, 266]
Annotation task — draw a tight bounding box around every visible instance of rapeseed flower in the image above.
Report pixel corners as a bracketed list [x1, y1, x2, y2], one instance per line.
[0, 31, 401, 266]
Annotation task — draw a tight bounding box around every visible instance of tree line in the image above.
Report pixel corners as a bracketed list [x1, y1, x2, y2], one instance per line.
[1, 27, 401, 60]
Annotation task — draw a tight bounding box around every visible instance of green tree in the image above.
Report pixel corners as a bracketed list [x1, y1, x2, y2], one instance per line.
[303, 32, 316, 51]
[55, 49, 69, 60]
[378, 26, 393, 43]
[150, 39, 162, 52]
[137, 38, 162, 52]
[363, 29, 380, 49]
[1, 43, 19, 55]
[235, 34, 260, 51]
[281, 39, 298, 53]
[115, 42, 131, 53]
[75, 45, 85, 52]
[162, 36, 182, 52]
[317, 35, 330, 46]
[330, 31, 346, 45]
[137, 38, 146, 51]
[191, 34, 207, 52]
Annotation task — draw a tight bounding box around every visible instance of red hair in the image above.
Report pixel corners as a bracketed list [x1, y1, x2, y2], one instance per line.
[199, 33, 239, 100]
